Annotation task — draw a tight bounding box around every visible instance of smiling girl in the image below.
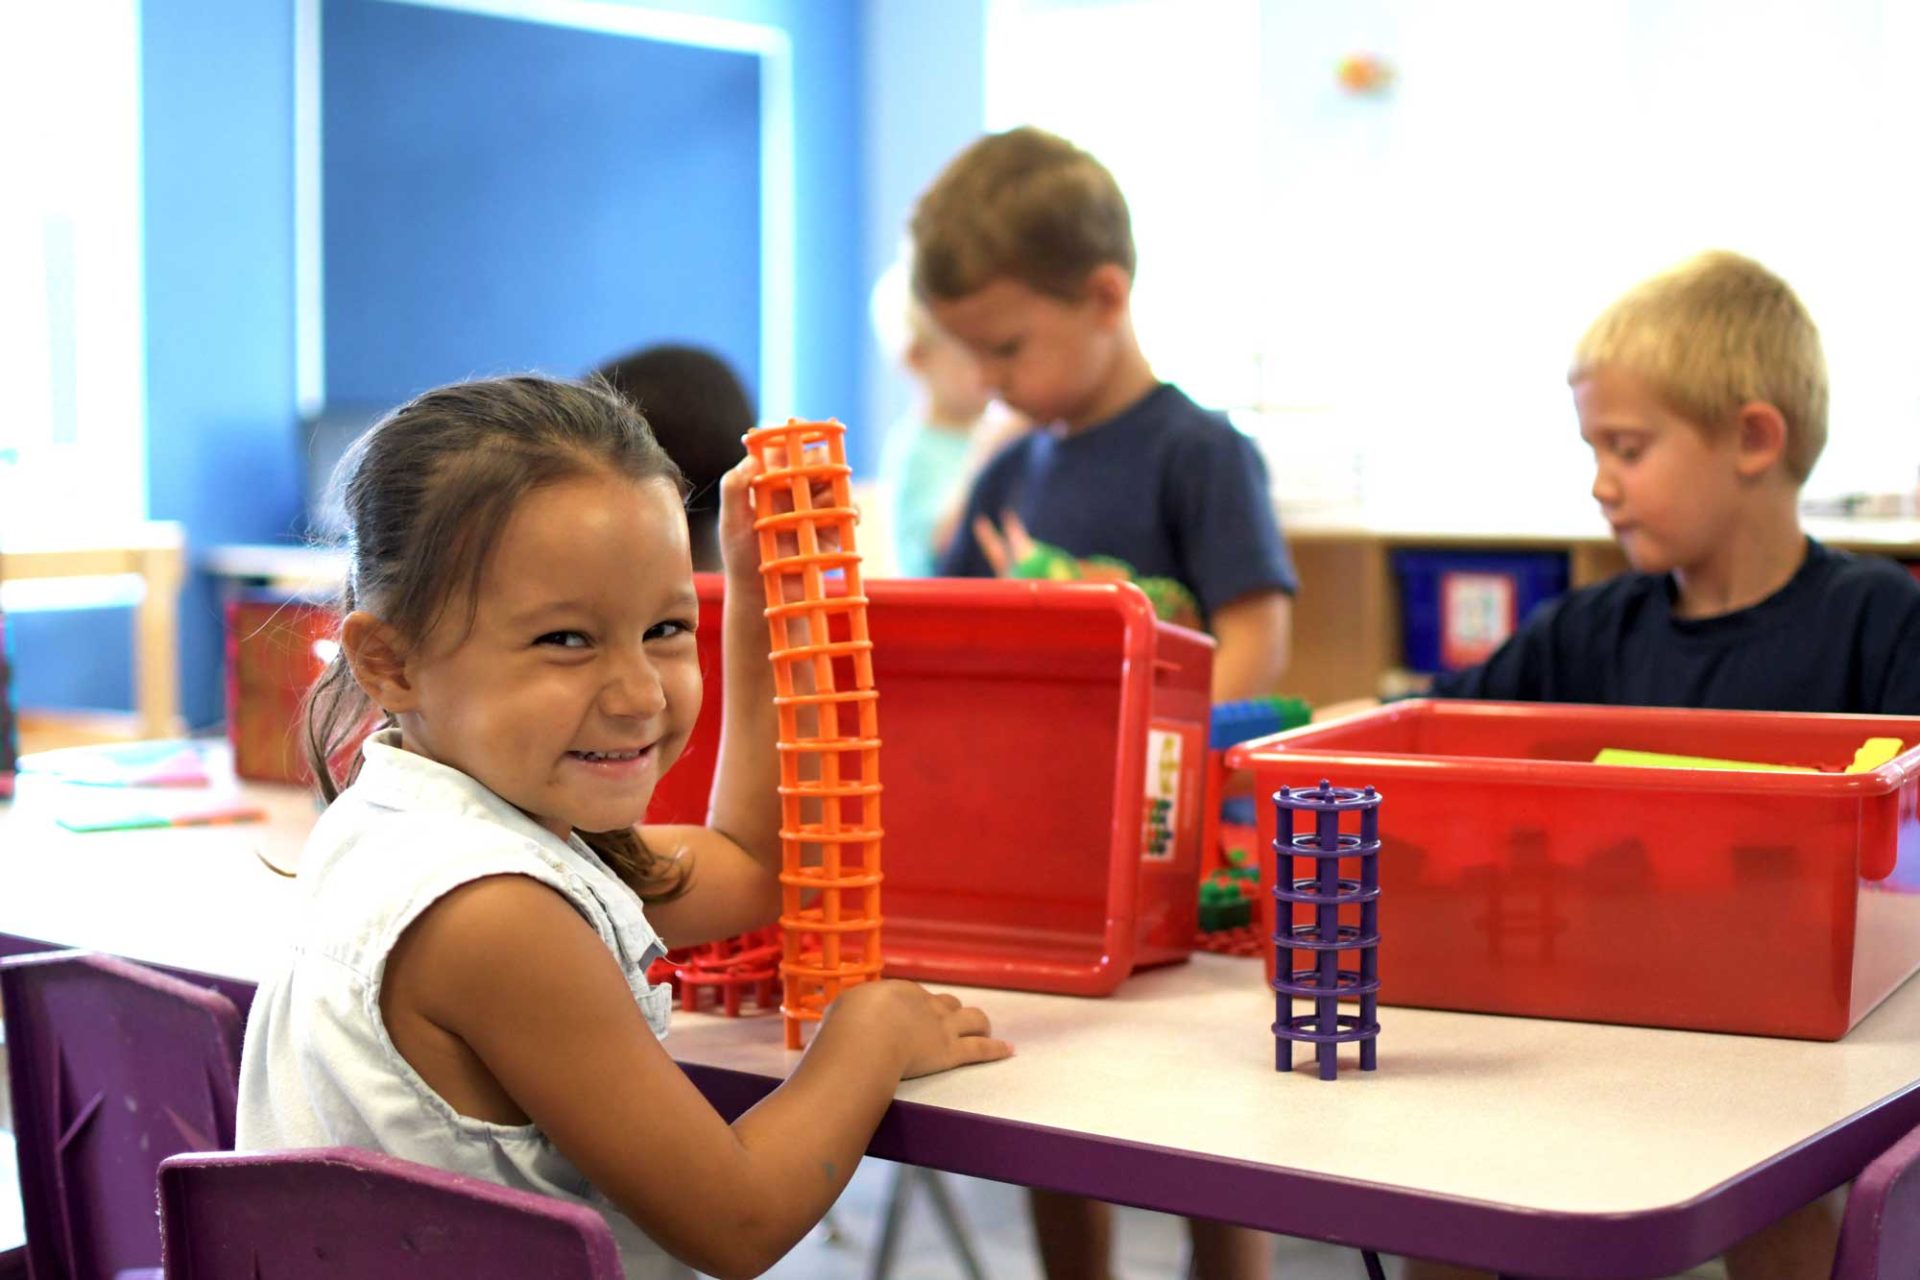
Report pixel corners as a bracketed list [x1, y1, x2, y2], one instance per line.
[237, 377, 1008, 1280]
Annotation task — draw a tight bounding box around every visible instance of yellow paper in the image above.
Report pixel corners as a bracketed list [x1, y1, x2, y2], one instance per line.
[1847, 737, 1904, 773]
[1593, 736, 1904, 775]
[1591, 748, 1814, 774]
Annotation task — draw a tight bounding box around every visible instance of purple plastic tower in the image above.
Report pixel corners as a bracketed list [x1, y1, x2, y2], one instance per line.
[1272, 780, 1383, 1080]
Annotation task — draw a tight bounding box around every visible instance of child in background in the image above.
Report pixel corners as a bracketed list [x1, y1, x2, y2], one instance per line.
[237, 377, 1009, 1280]
[871, 258, 996, 576]
[919, 127, 1296, 705]
[1418, 252, 1920, 1280]
[914, 125, 1290, 1279]
[592, 344, 754, 573]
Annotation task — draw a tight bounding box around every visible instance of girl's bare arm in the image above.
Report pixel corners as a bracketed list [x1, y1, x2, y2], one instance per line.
[387, 875, 1010, 1280]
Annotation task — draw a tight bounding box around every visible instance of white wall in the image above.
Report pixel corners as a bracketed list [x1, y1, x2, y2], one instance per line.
[987, 0, 1920, 515]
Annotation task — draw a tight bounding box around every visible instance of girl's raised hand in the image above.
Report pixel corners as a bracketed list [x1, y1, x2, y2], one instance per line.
[827, 979, 1013, 1080]
[716, 447, 847, 590]
[716, 454, 765, 583]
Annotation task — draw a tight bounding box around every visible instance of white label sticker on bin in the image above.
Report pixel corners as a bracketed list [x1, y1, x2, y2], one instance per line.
[1143, 728, 1182, 862]
[1441, 571, 1517, 668]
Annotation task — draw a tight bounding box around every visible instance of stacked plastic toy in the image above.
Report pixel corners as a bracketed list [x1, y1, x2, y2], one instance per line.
[1196, 847, 1264, 956]
[1206, 695, 1312, 852]
[744, 419, 886, 1049]
[1198, 694, 1313, 954]
[1271, 779, 1383, 1080]
[647, 926, 782, 1017]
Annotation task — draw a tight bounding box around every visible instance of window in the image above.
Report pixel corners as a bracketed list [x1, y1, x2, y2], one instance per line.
[0, 2, 146, 542]
[987, 0, 1920, 514]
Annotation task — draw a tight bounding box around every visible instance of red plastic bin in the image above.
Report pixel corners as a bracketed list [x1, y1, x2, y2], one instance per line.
[226, 598, 342, 784]
[1227, 700, 1920, 1040]
[648, 575, 1214, 995]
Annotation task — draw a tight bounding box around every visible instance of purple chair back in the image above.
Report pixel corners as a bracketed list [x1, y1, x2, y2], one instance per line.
[1, 950, 240, 1280]
[1833, 1120, 1920, 1280]
[157, 1147, 624, 1279]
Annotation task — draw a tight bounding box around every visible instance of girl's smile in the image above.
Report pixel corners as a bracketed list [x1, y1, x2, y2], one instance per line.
[562, 743, 662, 781]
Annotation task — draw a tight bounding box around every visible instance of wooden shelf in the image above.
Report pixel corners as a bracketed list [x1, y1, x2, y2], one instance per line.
[15, 709, 156, 755]
[0, 522, 188, 740]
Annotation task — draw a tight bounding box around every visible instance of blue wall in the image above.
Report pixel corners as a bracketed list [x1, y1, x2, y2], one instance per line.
[145, 0, 305, 729]
[14, 0, 968, 728]
[323, 0, 761, 407]
[8, 611, 132, 713]
[619, 1, 867, 457]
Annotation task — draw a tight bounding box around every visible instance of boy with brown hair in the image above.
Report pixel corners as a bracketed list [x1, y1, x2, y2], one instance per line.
[1433, 249, 1920, 717]
[1422, 254, 1920, 1280]
[912, 126, 1291, 1278]
[916, 126, 1296, 704]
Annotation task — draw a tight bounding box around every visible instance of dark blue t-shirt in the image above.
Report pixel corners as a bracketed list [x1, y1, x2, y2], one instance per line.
[1430, 538, 1920, 714]
[936, 384, 1297, 623]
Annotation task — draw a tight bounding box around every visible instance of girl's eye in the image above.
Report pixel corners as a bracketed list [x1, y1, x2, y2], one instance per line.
[535, 630, 590, 649]
[646, 619, 695, 643]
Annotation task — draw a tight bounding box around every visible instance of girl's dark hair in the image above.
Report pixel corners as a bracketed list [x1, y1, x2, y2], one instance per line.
[303, 375, 689, 900]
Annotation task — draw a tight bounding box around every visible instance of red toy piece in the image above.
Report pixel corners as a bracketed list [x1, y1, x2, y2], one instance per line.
[648, 927, 782, 1017]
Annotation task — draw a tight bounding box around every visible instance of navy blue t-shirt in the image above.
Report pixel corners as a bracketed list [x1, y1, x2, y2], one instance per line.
[1430, 538, 1920, 714]
[936, 384, 1297, 623]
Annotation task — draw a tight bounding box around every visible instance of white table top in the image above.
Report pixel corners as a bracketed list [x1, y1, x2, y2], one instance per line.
[0, 747, 310, 977]
[6, 751, 1919, 1275]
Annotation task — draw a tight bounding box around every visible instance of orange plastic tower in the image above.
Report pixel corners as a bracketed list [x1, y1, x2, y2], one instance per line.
[744, 419, 885, 1049]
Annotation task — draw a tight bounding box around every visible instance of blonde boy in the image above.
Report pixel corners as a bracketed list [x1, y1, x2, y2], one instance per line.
[1423, 257, 1920, 1280]
[915, 127, 1296, 704]
[1434, 250, 1920, 715]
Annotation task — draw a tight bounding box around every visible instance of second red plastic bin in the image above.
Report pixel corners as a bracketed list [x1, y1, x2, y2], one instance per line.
[1228, 700, 1920, 1040]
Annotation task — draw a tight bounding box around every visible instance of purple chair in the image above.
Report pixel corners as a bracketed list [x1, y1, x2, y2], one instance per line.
[2, 950, 240, 1280]
[1833, 1119, 1920, 1280]
[157, 1147, 623, 1279]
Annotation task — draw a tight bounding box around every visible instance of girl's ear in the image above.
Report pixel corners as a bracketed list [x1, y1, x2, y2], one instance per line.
[1733, 401, 1790, 480]
[341, 611, 418, 713]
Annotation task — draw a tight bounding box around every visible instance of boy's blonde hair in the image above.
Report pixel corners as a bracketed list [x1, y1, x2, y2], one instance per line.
[1570, 250, 1828, 482]
[910, 126, 1134, 303]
